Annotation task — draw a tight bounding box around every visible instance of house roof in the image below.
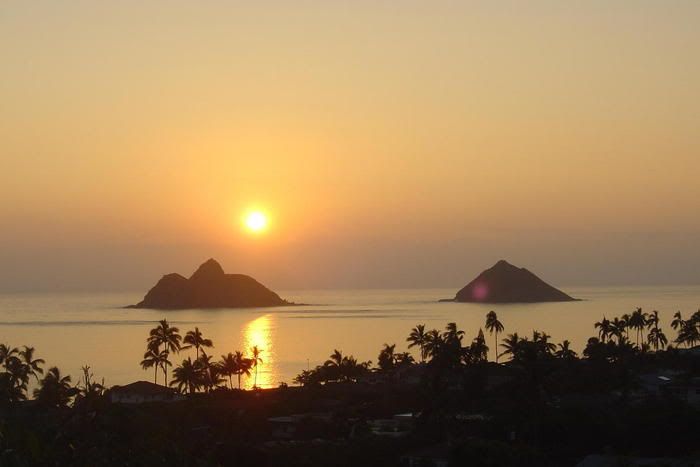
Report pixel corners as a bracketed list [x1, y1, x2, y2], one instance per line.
[110, 381, 177, 396]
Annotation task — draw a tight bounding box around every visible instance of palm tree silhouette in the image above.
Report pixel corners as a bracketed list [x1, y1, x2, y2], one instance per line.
[1, 344, 29, 401]
[233, 351, 252, 389]
[443, 322, 465, 345]
[378, 343, 397, 371]
[485, 311, 504, 362]
[499, 333, 522, 361]
[33, 367, 76, 408]
[595, 317, 611, 343]
[691, 309, 700, 325]
[140, 347, 168, 385]
[534, 331, 556, 356]
[463, 329, 489, 364]
[0, 373, 26, 403]
[676, 319, 700, 348]
[182, 327, 213, 361]
[671, 311, 684, 331]
[647, 310, 660, 330]
[74, 365, 105, 409]
[406, 324, 429, 362]
[610, 317, 626, 343]
[171, 357, 201, 394]
[250, 346, 263, 389]
[394, 352, 415, 367]
[620, 313, 631, 338]
[423, 329, 443, 360]
[19, 346, 45, 382]
[340, 355, 371, 381]
[629, 308, 648, 347]
[325, 349, 343, 368]
[555, 340, 577, 360]
[147, 319, 181, 385]
[219, 352, 238, 389]
[324, 349, 347, 381]
[196, 351, 223, 392]
[0, 344, 19, 368]
[644, 310, 666, 351]
[647, 327, 668, 351]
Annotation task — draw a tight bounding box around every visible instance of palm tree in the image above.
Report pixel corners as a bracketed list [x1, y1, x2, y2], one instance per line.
[647, 310, 660, 330]
[219, 352, 238, 389]
[691, 309, 700, 325]
[394, 352, 415, 367]
[323, 349, 370, 381]
[233, 351, 252, 389]
[423, 329, 444, 360]
[555, 340, 577, 360]
[644, 310, 666, 351]
[324, 349, 344, 368]
[74, 365, 105, 409]
[377, 343, 397, 371]
[250, 345, 263, 389]
[620, 313, 631, 338]
[0, 343, 27, 403]
[182, 327, 213, 360]
[0, 373, 27, 403]
[534, 331, 556, 356]
[170, 357, 201, 394]
[19, 346, 45, 382]
[196, 351, 224, 392]
[583, 337, 608, 362]
[1, 344, 26, 388]
[147, 319, 181, 385]
[628, 308, 648, 347]
[3, 353, 29, 396]
[148, 319, 182, 353]
[33, 367, 76, 408]
[594, 317, 612, 343]
[676, 320, 700, 348]
[610, 317, 626, 343]
[671, 311, 684, 331]
[340, 355, 371, 381]
[499, 333, 522, 361]
[293, 369, 317, 387]
[140, 347, 168, 385]
[0, 344, 19, 368]
[406, 324, 429, 362]
[463, 329, 489, 364]
[647, 327, 668, 351]
[443, 322, 465, 345]
[323, 349, 344, 381]
[485, 311, 504, 362]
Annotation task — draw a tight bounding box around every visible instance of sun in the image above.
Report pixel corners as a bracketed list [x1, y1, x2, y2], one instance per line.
[244, 211, 268, 233]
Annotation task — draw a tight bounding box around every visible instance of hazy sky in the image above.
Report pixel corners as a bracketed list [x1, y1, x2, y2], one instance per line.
[1, 1, 699, 292]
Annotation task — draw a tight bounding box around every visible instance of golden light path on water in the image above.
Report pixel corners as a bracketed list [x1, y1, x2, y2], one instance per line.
[241, 314, 275, 389]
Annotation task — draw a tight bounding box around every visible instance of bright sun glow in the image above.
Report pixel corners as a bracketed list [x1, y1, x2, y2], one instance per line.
[244, 211, 268, 233]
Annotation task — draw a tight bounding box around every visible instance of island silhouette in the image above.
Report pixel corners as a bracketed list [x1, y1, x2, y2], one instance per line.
[443, 259, 577, 303]
[128, 258, 290, 309]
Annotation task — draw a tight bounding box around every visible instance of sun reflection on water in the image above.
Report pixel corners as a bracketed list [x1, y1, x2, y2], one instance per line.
[242, 314, 275, 389]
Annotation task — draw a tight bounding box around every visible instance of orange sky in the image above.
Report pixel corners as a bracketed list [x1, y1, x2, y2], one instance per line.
[1, 1, 699, 291]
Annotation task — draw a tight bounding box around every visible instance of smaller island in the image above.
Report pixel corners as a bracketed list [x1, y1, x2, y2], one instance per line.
[444, 259, 577, 303]
[128, 258, 291, 309]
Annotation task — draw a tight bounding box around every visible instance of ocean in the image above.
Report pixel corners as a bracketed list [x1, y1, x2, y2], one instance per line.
[1, 286, 698, 389]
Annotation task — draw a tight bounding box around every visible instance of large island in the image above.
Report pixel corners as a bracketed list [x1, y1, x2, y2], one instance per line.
[446, 259, 577, 303]
[129, 258, 290, 309]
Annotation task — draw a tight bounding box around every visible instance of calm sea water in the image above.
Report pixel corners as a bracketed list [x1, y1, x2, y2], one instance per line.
[1, 286, 699, 390]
